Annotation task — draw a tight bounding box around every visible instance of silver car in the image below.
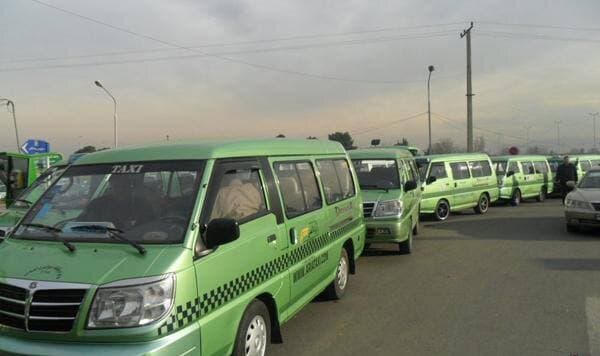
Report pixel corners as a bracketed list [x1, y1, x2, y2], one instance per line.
[565, 167, 600, 232]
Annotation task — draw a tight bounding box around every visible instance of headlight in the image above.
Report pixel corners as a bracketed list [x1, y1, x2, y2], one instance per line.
[373, 200, 403, 218]
[88, 275, 174, 329]
[565, 198, 591, 210]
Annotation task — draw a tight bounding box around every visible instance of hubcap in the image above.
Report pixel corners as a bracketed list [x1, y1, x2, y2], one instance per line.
[245, 315, 267, 356]
[337, 256, 348, 290]
[437, 203, 449, 219]
[481, 196, 489, 211]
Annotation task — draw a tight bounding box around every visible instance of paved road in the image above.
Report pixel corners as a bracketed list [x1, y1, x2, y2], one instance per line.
[271, 199, 599, 356]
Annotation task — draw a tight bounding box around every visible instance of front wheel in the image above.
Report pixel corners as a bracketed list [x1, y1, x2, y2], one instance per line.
[474, 194, 490, 214]
[232, 300, 271, 356]
[399, 219, 413, 255]
[324, 248, 350, 300]
[511, 189, 522, 206]
[536, 188, 547, 202]
[434, 200, 450, 221]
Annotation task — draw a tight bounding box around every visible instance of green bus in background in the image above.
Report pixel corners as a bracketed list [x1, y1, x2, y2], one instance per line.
[416, 153, 499, 221]
[350, 148, 421, 254]
[0, 152, 63, 206]
[0, 139, 364, 356]
[492, 155, 553, 205]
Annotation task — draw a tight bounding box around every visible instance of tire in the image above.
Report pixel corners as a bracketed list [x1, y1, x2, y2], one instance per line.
[412, 214, 420, 236]
[536, 188, 547, 202]
[474, 193, 490, 214]
[511, 189, 522, 206]
[434, 199, 450, 221]
[232, 300, 271, 356]
[566, 224, 580, 233]
[399, 219, 413, 255]
[324, 248, 350, 300]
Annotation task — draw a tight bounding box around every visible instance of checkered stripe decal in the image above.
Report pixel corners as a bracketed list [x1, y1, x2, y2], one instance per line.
[157, 218, 361, 336]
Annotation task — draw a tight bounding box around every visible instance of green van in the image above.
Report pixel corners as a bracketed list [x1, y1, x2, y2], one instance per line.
[0, 152, 63, 206]
[492, 155, 553, 205]
[416, 153, 499, 221]
[571, 155, 600, 179]
[0, 139, 365, 356]
[349, 148, 421, 254]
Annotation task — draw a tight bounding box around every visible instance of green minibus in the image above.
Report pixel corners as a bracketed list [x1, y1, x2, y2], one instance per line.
[0, 152, 63, 206]
[0, 139, 365, 356]
[416, 153, 499, 221]
[492, 155, 553, 205]
[349, 148, 421, 254]
[570, 154, 600, 179]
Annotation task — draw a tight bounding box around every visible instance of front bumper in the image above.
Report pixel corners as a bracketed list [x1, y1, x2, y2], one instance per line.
[365, 218, 409, 243]
[0, 323, 201, 356]
[565, 209, 600, 227]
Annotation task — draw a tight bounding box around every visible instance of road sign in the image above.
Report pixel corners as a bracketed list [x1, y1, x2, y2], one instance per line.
[21, 139, 50, 154]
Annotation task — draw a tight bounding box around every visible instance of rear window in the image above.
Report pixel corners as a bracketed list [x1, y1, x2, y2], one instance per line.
[450, 162, 470, 180]
[274, 162, 322, 218]
[352, 159, 400, 190]
[317, 159, 355, 204]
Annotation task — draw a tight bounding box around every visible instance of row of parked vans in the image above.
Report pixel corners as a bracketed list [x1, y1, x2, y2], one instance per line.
[0, 139, 597, 356]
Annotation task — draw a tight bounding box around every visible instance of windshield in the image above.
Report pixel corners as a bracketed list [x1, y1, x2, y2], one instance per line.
[493, 161, 507, 175]
[10, 166, 66, 208]
[579, 171, 600, 189]
[352, 159, 400, 189]
[12, 161, 204, 244]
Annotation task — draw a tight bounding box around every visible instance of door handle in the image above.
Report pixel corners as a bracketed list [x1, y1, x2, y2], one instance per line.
[289, 228, 298, 245]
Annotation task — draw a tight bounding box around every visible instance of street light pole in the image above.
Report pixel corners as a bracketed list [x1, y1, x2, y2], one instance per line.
[94, 81, 118, 149]
[427, 65, 435, 154]
[590, 112, 599, 152]
[0, 98, 20, 152]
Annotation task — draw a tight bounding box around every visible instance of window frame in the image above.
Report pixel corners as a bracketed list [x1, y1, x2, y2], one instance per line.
[201, 158, 270, 227]
[273, 160, 323, 219]
[316, 158, 356, 205]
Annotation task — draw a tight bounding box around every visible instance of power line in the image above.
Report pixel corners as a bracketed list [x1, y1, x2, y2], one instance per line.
[478, 30, 600, 45]
[352, 112, 427, 135]
[26, 0, 462, 83]
[479, 21, 600, 33]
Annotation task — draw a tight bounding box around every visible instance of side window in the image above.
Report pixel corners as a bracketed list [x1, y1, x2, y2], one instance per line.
[450, 162, 470, 180]
[317, 159, 355, 204]
[275, 161, 322, 218]
[469, 161, 484, 178]
[533, 161, 548, 174]
[403, 160, 417, 182]
[508, 161, 520, 174]
[206, 163, 267, 222]
[580, 160, 592, 172]
[408, 160, 420, 182]
[429, 162, 448, 179]
[591, 160, 600, 168]
[480, 160, 492, 176]
[521, 161, 535, 175]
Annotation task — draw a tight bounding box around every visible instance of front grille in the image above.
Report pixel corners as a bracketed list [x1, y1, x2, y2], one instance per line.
[363, 202, 375, 218]
[591, 203, 600, 211]
[0, 282, 87, 333]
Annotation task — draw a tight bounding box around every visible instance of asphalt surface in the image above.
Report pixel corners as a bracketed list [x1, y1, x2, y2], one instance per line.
[271, 199, 599, 356]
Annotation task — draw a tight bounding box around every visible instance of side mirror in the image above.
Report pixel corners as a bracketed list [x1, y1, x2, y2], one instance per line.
[404, 180, 417, 192]
[566, 181, 576, 190]
[426, 176, 437, 185]
[506, 170, 515, 177]
[205, 218, 240, 249]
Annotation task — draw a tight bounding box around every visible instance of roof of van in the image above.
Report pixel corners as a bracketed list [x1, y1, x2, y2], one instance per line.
[73, 139, 346, 165]
[491, 155, 549, 161]
[348, 148, 413, 159]
[416, 153, 490, 162]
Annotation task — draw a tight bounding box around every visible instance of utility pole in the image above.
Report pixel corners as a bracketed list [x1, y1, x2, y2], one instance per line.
[590, 112, 599, 152]
[555, 120, 562, 152]
[427, 65, 435, 154]
[461, 21, 474, 152]
[0, 98, 20, 151]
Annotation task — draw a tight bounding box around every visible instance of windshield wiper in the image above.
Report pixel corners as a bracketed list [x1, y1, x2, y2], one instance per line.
[20, 223, 76, 253]
[71, 225, 146, 255]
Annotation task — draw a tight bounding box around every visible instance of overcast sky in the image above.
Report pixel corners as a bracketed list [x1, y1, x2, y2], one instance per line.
[1, 0, 600, 155]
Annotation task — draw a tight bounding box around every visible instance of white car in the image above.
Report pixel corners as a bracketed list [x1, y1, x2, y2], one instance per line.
[565, 167, 600, 232]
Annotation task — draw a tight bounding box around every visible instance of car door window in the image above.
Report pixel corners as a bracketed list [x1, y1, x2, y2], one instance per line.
[521, 162, 535, 175]
[533, 161, 548, 174]
[450, 162, 470, 180]
[206, 162, 267, 223]
[429, 162, 448, 179]
[316, 159, 355, 204]
[508, 161, 520, 175]
[469, 161, 484, 177]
